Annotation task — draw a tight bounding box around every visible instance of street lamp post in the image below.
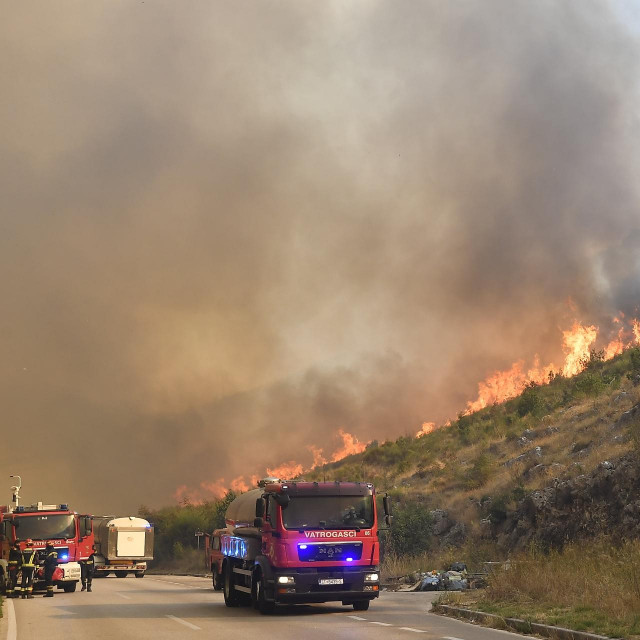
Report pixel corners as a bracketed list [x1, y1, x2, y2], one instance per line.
[9, 475, 21, 510]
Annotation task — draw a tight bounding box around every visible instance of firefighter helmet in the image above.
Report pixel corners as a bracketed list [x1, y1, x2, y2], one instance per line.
[25, 538, 33, 545]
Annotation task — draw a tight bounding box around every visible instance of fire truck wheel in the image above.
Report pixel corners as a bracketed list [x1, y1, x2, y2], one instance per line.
[134, 572, 145, 578]
[115, 571, 128, 578]
[63, 582, 77, 593]
[223, 562, 240, 607]
[254, 574, 275, 615]
[212, 568, 223, 591]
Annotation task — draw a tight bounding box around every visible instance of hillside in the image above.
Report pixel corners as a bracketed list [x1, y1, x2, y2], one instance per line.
[302, 346, 640, 555]
[143, 346, 640, 572]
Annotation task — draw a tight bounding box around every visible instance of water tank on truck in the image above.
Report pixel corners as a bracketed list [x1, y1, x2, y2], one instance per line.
[93, 516, 154, 578]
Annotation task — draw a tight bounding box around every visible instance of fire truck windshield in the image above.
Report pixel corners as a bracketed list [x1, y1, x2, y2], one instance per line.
[281, 495, 374, 530]
[14, 514, 76, 540]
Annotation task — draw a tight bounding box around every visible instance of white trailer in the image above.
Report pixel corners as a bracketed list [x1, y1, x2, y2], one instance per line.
[93, 516, 154, 578]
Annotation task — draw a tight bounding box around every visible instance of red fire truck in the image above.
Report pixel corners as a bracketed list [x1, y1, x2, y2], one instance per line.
[204, 528, 225, 591]
[217, 480, 391, 614]
[0, 502, 94, 593]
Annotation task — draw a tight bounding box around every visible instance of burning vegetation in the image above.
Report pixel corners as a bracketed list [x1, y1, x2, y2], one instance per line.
[177, 312, 639, 504]
[465, 316, 639, 414]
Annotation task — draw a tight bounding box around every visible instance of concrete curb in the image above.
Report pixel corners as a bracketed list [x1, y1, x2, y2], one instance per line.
[432, 604, 619, 640]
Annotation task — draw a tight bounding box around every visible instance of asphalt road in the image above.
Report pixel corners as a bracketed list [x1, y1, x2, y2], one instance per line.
[2, 575, 530, 640]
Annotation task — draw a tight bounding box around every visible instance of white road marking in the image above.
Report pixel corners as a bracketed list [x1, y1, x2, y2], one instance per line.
[6, 599, 17, 640]
[147, 576, 212, 591]
[166, 615, 201, 631]
[347, 615, 368, 620]
[148, 578, 210, 590]
[369, 621, 393, 626]
[400, 628, 428, 633]
[443, 636, 465, 640]
[116, 592, 131, 600]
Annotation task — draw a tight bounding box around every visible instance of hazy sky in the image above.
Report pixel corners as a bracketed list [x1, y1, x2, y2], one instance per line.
[2, 1, 639, 513]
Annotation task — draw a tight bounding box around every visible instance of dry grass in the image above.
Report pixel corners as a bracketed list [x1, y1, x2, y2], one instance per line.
[421, 383, 637, 518]
[440, 539, 640, 639]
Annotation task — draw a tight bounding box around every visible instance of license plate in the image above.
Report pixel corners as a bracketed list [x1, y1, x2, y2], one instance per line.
[319, 578, 343, 585]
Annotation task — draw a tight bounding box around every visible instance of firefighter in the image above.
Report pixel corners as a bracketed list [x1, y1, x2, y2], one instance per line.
[7, 542, 22, 598]
[43, 542, 58, 597]
[80, 546, 96, 592]
[20, 539, 38, 599]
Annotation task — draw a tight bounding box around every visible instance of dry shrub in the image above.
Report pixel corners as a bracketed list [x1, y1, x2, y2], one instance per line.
[381, 540, 502, 580]
[486, 539, 640, 621]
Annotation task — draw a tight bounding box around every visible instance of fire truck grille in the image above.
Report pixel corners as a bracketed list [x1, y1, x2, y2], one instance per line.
[297, 542, 363, 562]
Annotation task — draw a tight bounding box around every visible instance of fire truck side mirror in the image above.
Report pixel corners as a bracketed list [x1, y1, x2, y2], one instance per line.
[84, 517, 92, 536]
[385, 515, 393, 526]
[383, 494, 392, 517]
[275, 493, 290, 508]
[255, 498, 266, 518]
[253, 517, 264, 529]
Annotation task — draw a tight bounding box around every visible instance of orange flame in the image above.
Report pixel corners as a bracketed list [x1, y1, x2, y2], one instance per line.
[173, 478, 228, 505]
[465, 320, 623, 414]
[562, 322, 597, 376]
[175, 316, 640, 506]
[604, 321, 625, 360]
[308, 445, 327, 467]
[173, 484, 192, 504]
[416, 422, 436, 438]
[266, 461, 304, 480]
[465, 359, 553, 413]
[330, 429, 369, 462]
[230, 476, 250, 493]
[200, 479, 227, 499]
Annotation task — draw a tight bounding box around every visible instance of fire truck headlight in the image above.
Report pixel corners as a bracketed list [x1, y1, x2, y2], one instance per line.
[365, 573, 379, 582]
[277, 576, 295, 585]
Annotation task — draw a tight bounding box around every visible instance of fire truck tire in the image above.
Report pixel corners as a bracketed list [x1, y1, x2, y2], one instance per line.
[254, 574, 275, 615]
[115, 571, 128, 578]
[134, 572, 145, 578]
[223, 562, 240, 607]
[63, 582, 77, 593]
[212, 568, 223, 591]
[352, 600, 370, 611]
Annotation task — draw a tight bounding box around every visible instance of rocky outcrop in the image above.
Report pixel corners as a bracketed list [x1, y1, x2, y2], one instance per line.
[492, 453, 640, 550]
[429, 509, 467, 548]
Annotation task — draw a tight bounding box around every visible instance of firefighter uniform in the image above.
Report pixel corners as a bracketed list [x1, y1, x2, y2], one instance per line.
[80, 552, 95, 592]
[20, 542, 39, 599]
[7, 543, 22, 598]
[43, 543, 58, 597]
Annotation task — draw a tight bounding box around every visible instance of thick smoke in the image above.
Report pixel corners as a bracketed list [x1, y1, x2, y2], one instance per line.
[1, 1, 639, 513]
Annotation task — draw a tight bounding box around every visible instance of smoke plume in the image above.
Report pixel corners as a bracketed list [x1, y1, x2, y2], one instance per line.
[1, 1, 639, 512]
